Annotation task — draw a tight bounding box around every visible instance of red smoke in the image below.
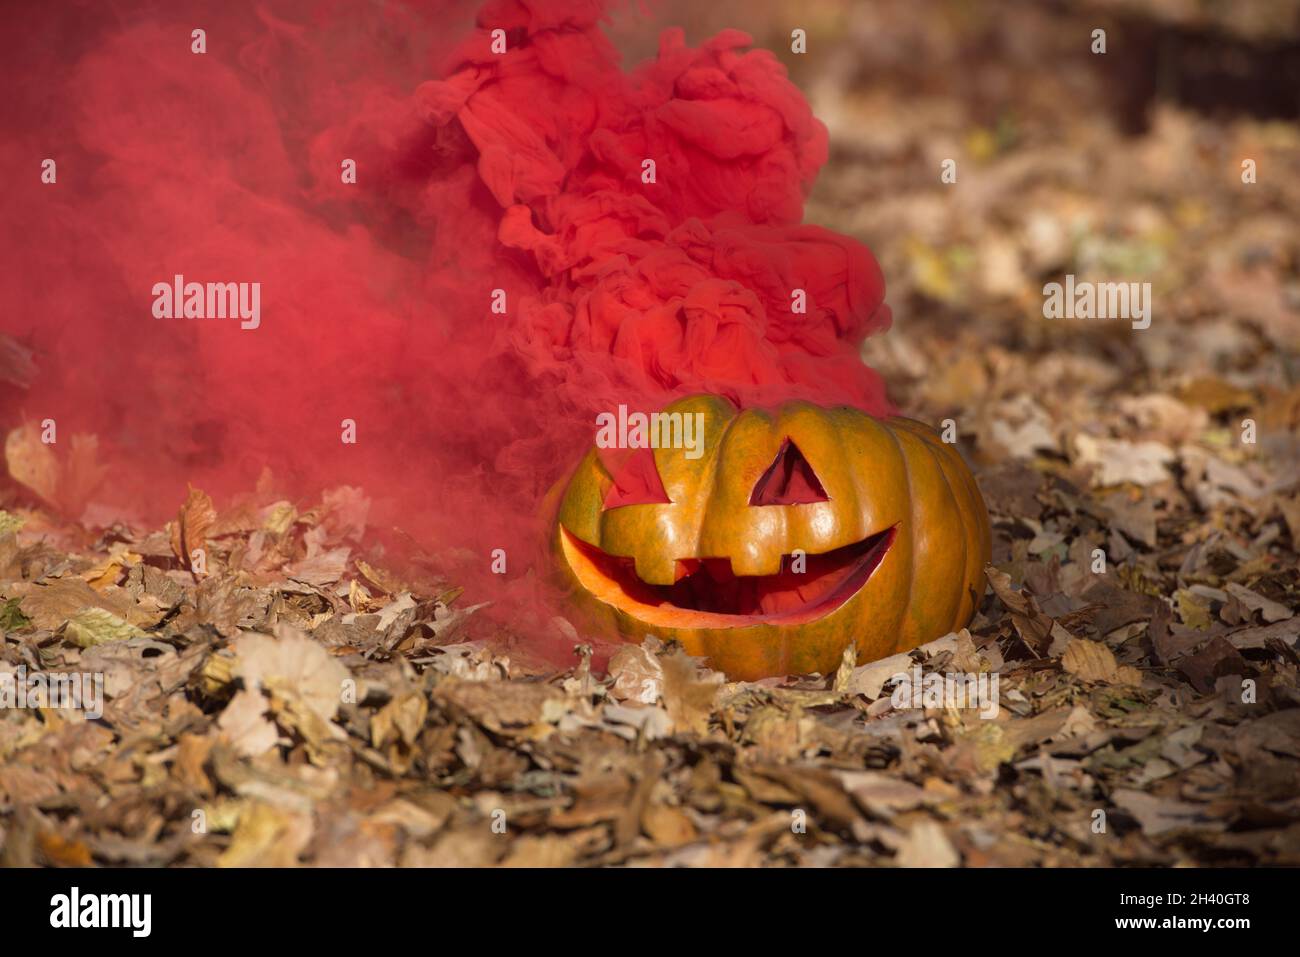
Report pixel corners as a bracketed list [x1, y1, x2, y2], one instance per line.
[0, 0, 891, 659]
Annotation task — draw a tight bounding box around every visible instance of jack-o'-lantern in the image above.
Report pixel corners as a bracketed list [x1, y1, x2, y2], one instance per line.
[554, 395, 991, 680]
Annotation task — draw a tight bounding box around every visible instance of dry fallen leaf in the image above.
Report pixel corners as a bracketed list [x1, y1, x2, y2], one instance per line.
[218, 802, 313, 867]
[897, 820, 960, 867]
[1074, 434, 1176, 487]
[660, 651, 723, 735]
[232, 626, 350, 724]
[63, 607, 149, 648]
[5, 422, 60, 507]
[1061, 638, 1142, 686]
[986, 566, 1055, 655]
[171, 485, 217, 569]
[608, 640, 664, 703]
[218, 689, 280, 758]
[847, 651, 913, 698]
[1224, 583, 1292, 624]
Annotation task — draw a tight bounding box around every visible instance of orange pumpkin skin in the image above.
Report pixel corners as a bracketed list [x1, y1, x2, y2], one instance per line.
[554, 395, 991, 681]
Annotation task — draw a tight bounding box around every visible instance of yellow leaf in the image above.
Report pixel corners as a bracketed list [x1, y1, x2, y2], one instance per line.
[0, 510, 24, 537]
[80, 550, 142, 592]
[261, 501, 297, 536]
[63, 607, 148, 648]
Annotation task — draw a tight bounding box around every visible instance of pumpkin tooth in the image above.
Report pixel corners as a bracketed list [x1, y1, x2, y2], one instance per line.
[730, 550, 783, 577]
[634, 555, 679, 587]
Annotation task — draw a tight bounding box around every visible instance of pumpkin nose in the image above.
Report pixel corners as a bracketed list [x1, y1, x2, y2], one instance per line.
[749, 439, 829, 506]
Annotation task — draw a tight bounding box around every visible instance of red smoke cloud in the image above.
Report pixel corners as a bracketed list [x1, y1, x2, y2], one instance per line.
[0, 0, 891, 658]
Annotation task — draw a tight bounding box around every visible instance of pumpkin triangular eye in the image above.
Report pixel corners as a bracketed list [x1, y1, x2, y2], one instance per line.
[600, 445, 672, 508]
[749, 439, 829, 506]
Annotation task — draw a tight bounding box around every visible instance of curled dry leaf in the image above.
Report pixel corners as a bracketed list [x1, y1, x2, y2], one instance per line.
[171, 486, 217, 569]
[608, 640, 664, 703]
[847, 651, 912, 698]
[985, 565, 1055, 655]
[232, 625, 350, 724]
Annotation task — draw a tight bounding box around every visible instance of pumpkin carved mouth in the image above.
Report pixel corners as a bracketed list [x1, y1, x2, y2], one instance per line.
[559, 525, 896, 628]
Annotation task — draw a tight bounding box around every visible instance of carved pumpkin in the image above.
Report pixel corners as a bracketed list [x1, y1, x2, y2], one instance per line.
[554, 395, 991, 680]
